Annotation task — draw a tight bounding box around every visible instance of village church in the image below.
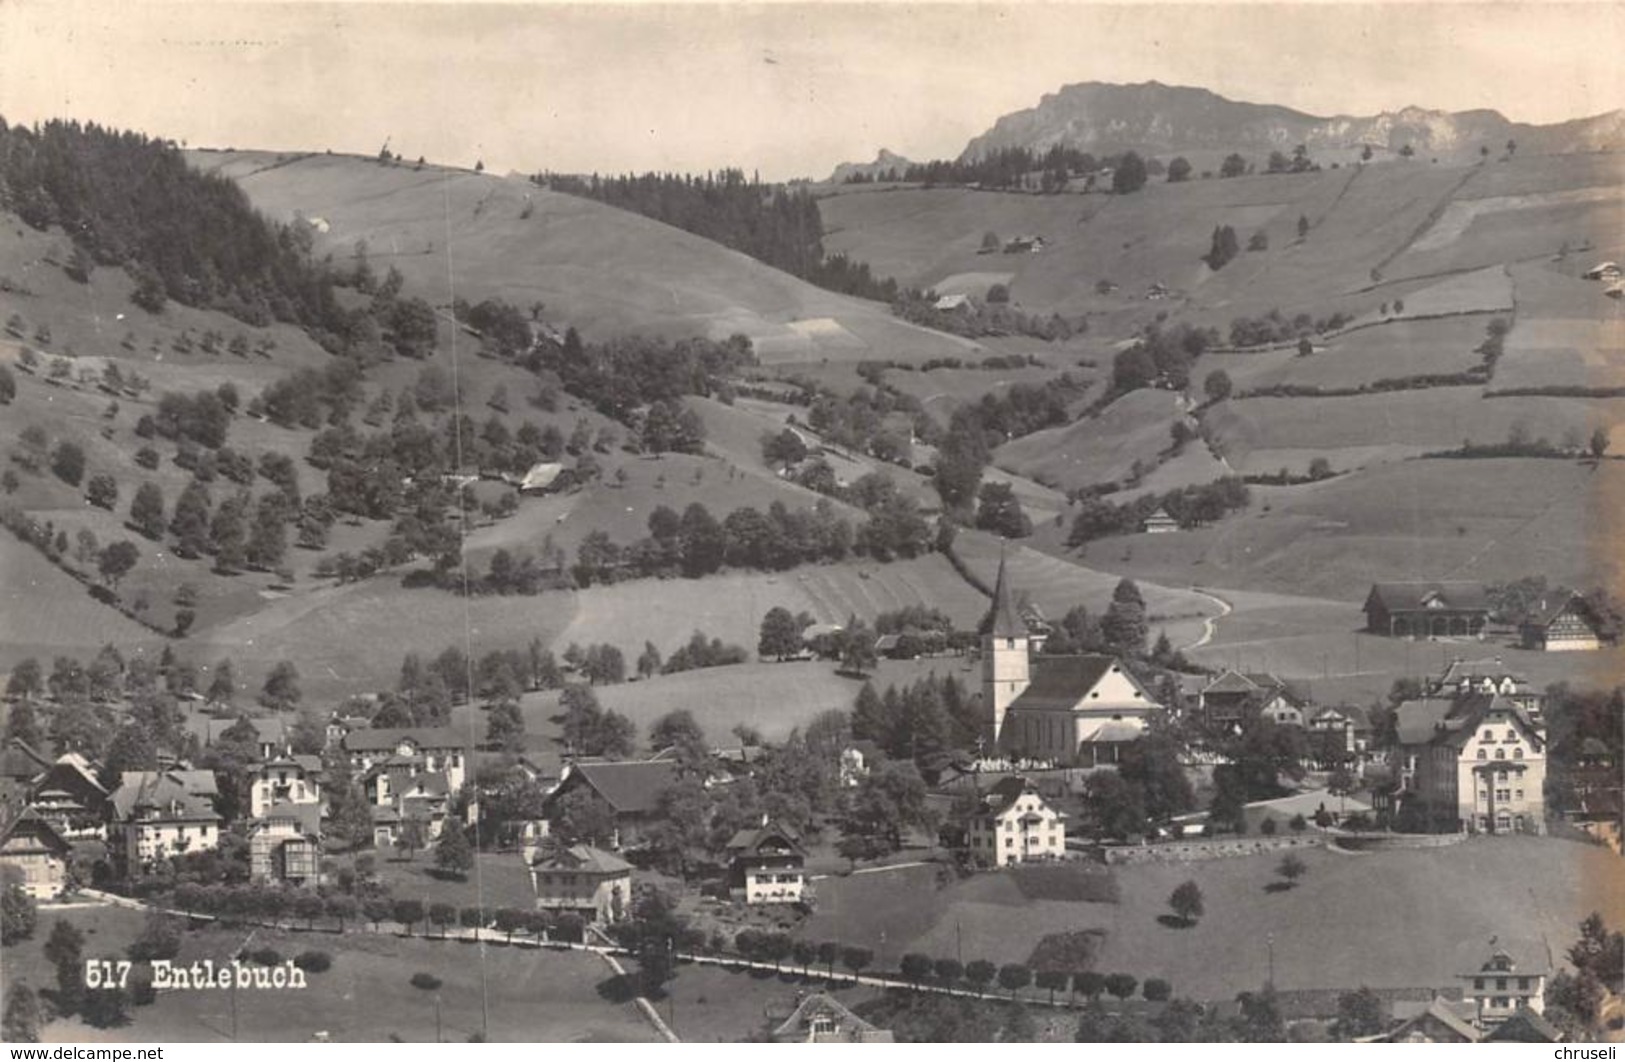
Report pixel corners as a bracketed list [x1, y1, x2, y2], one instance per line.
[983, 553, 1162, 766]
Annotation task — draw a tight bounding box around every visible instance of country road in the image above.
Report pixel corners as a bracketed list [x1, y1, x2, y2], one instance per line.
[1181, 586, 1233, 651]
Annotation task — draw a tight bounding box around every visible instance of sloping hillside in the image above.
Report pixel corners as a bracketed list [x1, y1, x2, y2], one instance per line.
[186, 150, 976, 367]
[821, 153, 1625, 336]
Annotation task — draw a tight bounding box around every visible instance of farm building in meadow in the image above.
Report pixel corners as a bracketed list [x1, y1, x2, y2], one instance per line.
[1141, 507, 1179, 534]
[525, 843, 632, 923]
[966, 776, 1067, 866]
[1392, 692, 1546, 834]
[1582, 261, 1620, 280]
[933, 293, 971, 312]
[1363, 581, 1490, 639]
[517, 460, 565, 494]
[0, 807, 74, 899]
[1519, 594, 1605, 651]
[726, 820, 808, 904]
[984, 553, 1161, 765]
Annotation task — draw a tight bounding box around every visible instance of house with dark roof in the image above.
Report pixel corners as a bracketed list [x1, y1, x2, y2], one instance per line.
[1483, 1009, 1563, 1042]
[770, 993, 894, 1043]
[525, 843, 632, 923]
[28, 754, 109, 840]
[1199, 670, 1312, 731]
[107, 770, 222, 872]
[1430, 657, 1544, 718]
[966, 776, 1066, 866]
[541, 759, 679, 849]
[1520, 593, 1605, 652]
[1459, 947, 1548, 1026]
[1141, 507, 1179, 534]
[342, 727, 469, 792]
[726, 821, 807, 904]
[0, 739, 52, 793]
[1393, 693, 1546, 834]
[0, 807, 74, 898]
[1373, 999, 1482, 1043]
[1364, 582, 1489, 639]
[194, 716, 289, 760]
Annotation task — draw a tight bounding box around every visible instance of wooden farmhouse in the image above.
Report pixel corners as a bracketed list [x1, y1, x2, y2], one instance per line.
[1519, 594, 1605, 651]
[1364, 581, 1490, 639]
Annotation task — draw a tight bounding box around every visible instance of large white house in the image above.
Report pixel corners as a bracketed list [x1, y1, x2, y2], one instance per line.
[108, 770, 222, 872]
[1394, 693, 1547, 834]
[966, 776, 1067, 866]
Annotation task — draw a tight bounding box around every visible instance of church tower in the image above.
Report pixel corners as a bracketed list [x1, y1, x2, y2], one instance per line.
[982, 547, 1032, 749]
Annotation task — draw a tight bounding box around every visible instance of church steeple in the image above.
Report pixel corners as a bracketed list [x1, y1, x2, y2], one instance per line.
[982, 542, 1032, 750]
[988, 545, 1027, 639]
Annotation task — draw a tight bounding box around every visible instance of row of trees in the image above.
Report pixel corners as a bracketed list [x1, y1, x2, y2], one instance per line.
[1067, 478, 1251, 545]
[539, 169, 898, 302]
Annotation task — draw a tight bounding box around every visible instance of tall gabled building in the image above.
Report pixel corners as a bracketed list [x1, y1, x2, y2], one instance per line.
[982, 550, 1161, 765]
[1393, 692, 1547, 833]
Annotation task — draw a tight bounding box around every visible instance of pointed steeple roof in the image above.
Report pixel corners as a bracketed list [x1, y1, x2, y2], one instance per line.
[988, 545, 1027, 639]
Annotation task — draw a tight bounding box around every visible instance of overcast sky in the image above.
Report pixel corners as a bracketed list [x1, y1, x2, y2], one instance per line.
[1, 1, 1620, 181]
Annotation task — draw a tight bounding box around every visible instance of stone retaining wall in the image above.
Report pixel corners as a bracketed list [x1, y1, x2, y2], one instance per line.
[1098, 835, 1326, 865]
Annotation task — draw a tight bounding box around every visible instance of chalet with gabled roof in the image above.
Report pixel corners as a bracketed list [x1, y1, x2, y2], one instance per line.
[1364, 582, 1489, 639]
[726, 821, 807, 904]
[525, 843, 632, 923]
[28, 754, 109, 840]
[1141, 507, 1179, 534]
[0, 807, 74, 898]
[1199, 670, 1310, 730]
[541, 759, 679, 849]
[1374, 999, 1482, 1043]
[1520, 593, 1605, 652]
[770, 993, 894, 1043]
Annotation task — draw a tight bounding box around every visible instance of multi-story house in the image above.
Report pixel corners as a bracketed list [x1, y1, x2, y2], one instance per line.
[1429, 658, 1545, 720]
[966, 776, 1066, 866]
[541, 759, 678, 850]
[248, 754, 323, 819]
[1394, 693, 1546, 834]
[343, 727, 468, 792]
[0, 807, 74, 898]
[249, 802, 321, 886]
[108, 770, 222, 872]
[524, 843, 632, 923]
[726, 821, 808, 905]
[28, 754, 109, 840]
[1199, 670, 1311, 731]
[1459, 947, 1547, 1025]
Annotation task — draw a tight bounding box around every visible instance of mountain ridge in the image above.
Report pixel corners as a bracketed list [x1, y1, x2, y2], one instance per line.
[959, 80, 1625, 162]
